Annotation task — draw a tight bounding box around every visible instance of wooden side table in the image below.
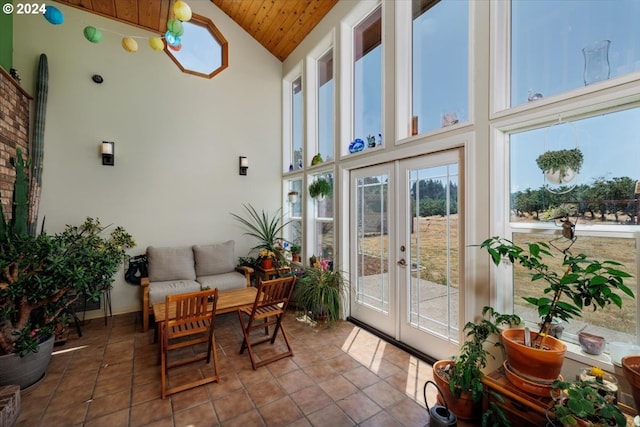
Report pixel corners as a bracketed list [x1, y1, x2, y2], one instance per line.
[255, 265, 291, 281]
[482, 366, 636, 426]
[482, 366, 551, 427]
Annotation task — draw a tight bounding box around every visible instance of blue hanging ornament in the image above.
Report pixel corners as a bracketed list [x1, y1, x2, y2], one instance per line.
[44, 6, 64, 25]
[165, 31, 181, 47]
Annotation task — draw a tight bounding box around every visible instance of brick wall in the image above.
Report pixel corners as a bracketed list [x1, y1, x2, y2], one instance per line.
[0, 67, 31, 221]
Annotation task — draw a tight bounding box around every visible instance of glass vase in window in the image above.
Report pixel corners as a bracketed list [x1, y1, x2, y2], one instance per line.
[582, 40, 610, 86]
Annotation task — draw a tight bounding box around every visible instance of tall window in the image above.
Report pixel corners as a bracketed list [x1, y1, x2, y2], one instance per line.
[311, 172, 334, 262]
[353, 7, 382, 150]
[292, 76, 303, 170]
[318, 49, 334, 161]
[507, 108, 640, 344]
[285, 178, 303, 249]
[511, 0, 640, 107]
[412, 0, 468, 134]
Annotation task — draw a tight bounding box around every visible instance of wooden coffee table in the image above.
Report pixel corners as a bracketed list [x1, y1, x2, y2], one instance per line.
[152, 287, 257, 323]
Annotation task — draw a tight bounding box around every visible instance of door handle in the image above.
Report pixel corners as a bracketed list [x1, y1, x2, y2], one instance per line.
[397, 259, 407, 266]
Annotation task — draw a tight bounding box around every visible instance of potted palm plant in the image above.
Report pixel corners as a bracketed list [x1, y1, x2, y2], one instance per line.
[536, 148, 583, 184]
[0, 149, 135, 389]
[480, 237, 634, 385]
[433, 306, 521, 423]
[231, 204, 291, 270]
[296, 264, 347, 324]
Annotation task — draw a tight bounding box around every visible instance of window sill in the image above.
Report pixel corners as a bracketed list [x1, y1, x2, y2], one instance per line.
[563, 340, 615, 372]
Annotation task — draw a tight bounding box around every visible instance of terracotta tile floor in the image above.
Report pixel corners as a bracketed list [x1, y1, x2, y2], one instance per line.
[16, 311, 477, 427]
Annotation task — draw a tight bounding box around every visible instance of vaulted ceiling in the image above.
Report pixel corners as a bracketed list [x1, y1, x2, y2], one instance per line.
[53, 0, 339, 61]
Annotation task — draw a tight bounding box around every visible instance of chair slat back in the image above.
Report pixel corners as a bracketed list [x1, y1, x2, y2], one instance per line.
[253, 276, 296, 313]
[166, 289, 217, 335]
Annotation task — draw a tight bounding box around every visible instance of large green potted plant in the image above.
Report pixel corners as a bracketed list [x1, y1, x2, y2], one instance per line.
[480, 237, 634, 385]
[0, 149, 135, 389]
[296, 264, 347, 324]
[231, 204, 291, 270]
[536, 148, 583, 185]
[433, 306, 520, 424]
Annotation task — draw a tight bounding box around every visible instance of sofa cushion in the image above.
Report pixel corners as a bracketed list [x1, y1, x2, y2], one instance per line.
[193, 240, 235, 277]
[197, 272, 247, 292]
[147, 246, 196, 282]
[148, 280, 201, 305]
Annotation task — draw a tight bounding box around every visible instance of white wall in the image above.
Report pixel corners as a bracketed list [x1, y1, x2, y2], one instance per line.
[12, 2, 283, 317]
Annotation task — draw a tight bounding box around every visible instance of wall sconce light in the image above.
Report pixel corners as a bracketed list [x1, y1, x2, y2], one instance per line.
[101, 141, 114, 166]
[239, 156, 248, 175]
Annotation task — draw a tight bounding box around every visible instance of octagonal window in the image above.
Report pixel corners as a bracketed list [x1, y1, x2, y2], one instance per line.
[165, 13, 228, 79]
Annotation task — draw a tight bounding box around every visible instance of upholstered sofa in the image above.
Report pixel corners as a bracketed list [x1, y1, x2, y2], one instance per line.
[140, 240, 252, 331]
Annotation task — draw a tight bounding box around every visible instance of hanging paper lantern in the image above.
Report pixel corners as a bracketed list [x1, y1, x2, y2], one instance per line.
[166, 19, 184, 37]
[149, 37, 164, 51]
[173, 1, 192, 22]
[168, 43, 182, 52]
[83, 26, 103, 43]
[43, 6, 64, 25]
[164, 31, 181, 47]
[121, 37, 138, 53]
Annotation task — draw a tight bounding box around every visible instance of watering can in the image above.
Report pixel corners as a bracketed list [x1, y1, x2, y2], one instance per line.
[423, 380, 457, 427]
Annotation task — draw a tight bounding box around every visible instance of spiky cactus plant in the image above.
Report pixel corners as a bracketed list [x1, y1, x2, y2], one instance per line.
[28, 53, 48, 236]
[0, 148, 30, 241]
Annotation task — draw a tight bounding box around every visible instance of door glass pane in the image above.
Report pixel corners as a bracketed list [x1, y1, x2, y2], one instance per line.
[511, 0, 640, 107]
[353, 7, 382, 150]
[355, 174, 389, 313]
[408, 163, 459, 340]
[412, 0, 468, 134]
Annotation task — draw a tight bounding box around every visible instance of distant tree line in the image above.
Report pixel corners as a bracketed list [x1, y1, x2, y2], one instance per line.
[411, 179, 458, 217]
[512, 176, 638, 223]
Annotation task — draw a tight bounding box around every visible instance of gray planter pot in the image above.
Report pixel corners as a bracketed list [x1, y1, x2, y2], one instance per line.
[0, 336, 54, 389]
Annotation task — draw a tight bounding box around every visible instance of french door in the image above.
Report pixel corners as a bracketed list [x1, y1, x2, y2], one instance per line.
[349, 149, 462, 359]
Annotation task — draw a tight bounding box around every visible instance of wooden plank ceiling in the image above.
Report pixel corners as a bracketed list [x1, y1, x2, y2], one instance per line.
[53, 0, 339, 61]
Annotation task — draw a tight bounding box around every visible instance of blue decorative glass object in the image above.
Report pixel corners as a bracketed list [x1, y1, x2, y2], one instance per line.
[349, 138, 365, 153]
[289, 164, 294, 172]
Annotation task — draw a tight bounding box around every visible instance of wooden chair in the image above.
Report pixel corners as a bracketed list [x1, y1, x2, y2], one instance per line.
[160, 288, 219, 399]
[237, 276, 296, 369]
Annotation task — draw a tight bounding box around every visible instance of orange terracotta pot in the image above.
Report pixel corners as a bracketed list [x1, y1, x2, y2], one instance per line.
[621, 355, 640, 412]
[261, 258, 273, 269]
[432, 360, 480, 421]
[502, 328, 566, 385]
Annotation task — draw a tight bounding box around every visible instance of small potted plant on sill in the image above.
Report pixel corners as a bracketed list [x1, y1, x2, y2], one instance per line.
[308, 178, 332, 201]
[289, 244, 301, 263]
[480, 237, 634, 386]
[433, 306, 521, 423]
[546, 377, 625, 427]
[536, 148, 583, 185]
